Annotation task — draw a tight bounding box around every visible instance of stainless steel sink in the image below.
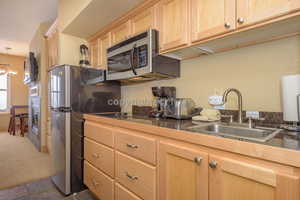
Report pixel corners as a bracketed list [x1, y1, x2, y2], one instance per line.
[186, 123, 281, 142]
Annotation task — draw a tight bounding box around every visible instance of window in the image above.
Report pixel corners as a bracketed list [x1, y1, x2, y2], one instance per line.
[0, 74, 8, 111]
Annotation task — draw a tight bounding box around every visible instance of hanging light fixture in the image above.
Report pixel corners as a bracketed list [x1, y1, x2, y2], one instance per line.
[0, 47, 18, 75]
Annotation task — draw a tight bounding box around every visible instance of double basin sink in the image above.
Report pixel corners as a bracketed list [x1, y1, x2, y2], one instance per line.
[185, 123, 281, 143]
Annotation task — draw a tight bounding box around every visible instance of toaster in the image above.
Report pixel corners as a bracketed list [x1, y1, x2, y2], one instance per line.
[163, 98, 201, 119]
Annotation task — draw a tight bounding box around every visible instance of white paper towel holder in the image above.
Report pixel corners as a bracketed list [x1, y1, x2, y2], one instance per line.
[281, 74, 300, 132]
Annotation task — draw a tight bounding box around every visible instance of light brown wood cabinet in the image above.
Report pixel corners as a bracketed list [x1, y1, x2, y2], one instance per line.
[209, 154, 300, 200]
[132, 7, 156, 35]
[159, 142, 209, 200]
[158, 0, 190, 52]
[83, 117, 300, 200]
[89, 39, 99, 67]
[237, 0, 300, 28]
[84, 161, 114, 200]
[88, 0, 300, 57]
[191, 0, 236, 42]
[98, 32, 111, 69]
[111, 21, 132, 45]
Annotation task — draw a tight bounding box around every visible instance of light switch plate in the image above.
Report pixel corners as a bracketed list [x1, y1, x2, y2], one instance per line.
[246, 111, 260, 119]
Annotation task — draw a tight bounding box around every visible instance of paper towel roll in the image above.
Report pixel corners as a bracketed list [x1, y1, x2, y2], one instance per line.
[282, 74, 300, 122]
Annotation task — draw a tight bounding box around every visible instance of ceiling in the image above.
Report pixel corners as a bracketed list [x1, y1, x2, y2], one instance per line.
[0, 0, 58, 56]
[63, 0, 144, 39]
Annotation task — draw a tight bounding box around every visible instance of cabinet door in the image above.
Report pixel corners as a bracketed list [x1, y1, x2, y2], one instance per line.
[159, 142, 208, 200]
[158, 0, 190, 52]
[132, 7, 155, 35]
[237, 0, 300, 27]
[90, 39, 99, 67]
[98, 33, 111, 69]
[209, 155, 300, 200]
[191, 0, 236, 42]
[111, 21, 131, 45]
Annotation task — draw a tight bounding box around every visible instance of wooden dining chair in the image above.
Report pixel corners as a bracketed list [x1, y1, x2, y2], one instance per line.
[8, 105, 28, 136]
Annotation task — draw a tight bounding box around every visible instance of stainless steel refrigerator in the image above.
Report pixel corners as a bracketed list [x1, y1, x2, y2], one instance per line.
[49, 65, 120, 195]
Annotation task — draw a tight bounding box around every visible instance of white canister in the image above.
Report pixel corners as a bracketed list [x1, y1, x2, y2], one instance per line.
[281, 74, 300, 122]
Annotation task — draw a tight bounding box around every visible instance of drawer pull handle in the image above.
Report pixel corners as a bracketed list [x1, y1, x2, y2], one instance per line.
[194, 157, 203, 165]
[126, 143, 139, 149]
[92, 153, 100, 158]
[125, 172, 138, 181]
[92, 178, 100, 187]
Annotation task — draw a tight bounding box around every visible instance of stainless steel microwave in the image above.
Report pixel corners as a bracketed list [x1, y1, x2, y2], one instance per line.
[106, 29, 180, 83]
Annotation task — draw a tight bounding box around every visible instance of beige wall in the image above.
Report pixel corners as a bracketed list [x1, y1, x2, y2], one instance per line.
[0, 54, 28, 131]
[121, 36, 300, 113]
[58, 33, 88, 65]
[30, 22, 51, 149]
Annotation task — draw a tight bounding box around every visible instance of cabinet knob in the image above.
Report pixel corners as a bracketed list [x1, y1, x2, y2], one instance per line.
[92, 153, 100, 159]
[92, 178, 100, 187]
[194, 157, 203, 165]
[237, 17, 245, 24]
[224, 22, 231, 29]
[126, 143, 139, 149]
[209, 161, 218, 168]
[92, 153, 100, 158]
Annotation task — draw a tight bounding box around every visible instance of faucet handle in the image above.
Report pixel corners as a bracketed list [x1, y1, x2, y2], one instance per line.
[246, 117, 265, 128]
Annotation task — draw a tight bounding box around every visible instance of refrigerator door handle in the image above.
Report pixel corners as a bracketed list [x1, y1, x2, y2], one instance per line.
[297, 94, 300, 121]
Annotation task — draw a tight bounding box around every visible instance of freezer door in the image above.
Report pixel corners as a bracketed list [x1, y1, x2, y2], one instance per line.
[50, 66, 70, 109]
[51, 110, 71, 195]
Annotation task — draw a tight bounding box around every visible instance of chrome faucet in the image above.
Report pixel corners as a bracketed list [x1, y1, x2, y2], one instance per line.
[222, 88, 243, 124]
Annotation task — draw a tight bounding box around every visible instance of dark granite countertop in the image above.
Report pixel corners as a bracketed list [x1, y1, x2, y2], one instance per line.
[91, 112, 300, 151]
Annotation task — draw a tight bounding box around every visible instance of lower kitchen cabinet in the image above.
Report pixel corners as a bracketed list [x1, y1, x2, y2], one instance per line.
[158, 141, 209, 200]
[83, 117, 300, 200]
[115, 183, 143, 200]
[209, 154, 300, 200]
[84, 161, 114, 200]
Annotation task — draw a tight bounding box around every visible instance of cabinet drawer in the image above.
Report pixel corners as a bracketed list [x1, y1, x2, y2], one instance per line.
[115, 130, 156, 165]
[84, 161, 114, 200]
[115, 152, 156, 200]
[84, 138, 114, 177]
[85, 121, 114, 147]
[115, 183, 142, 200]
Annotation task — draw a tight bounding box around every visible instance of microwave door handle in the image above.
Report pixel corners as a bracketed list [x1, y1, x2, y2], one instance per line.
[130, 44, 137, 75]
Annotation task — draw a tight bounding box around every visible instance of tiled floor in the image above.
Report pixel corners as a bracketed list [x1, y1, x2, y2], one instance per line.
[0, 177, 64, 200]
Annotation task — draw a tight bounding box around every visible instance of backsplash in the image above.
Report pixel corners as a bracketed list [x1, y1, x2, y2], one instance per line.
[121, 36, 300, 114]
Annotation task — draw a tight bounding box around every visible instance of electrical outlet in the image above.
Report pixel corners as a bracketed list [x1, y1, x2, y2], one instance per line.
[209, 95, 225, 110]
[246, 111, 260, 119]
[208, 95, 223, 106]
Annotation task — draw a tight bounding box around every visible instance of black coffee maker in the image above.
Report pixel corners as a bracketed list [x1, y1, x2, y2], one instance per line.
[151, 87, 176, 118]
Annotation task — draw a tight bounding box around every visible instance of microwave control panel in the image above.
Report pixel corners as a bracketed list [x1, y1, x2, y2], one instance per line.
[137, 44, 148, 68]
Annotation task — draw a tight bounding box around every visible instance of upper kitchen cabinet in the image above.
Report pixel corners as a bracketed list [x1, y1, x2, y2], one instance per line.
[159, 142, 209, 200]
[237, 0, 300, 27]
[111, 21, 132, 45]
[98, 33, 111, 69]
[191, 0, 236, 43]
[158, 0, 190, 52]
[209, 154, 300, 200]
[132, 7, 156, 35]
[90, 39, 99, 67]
